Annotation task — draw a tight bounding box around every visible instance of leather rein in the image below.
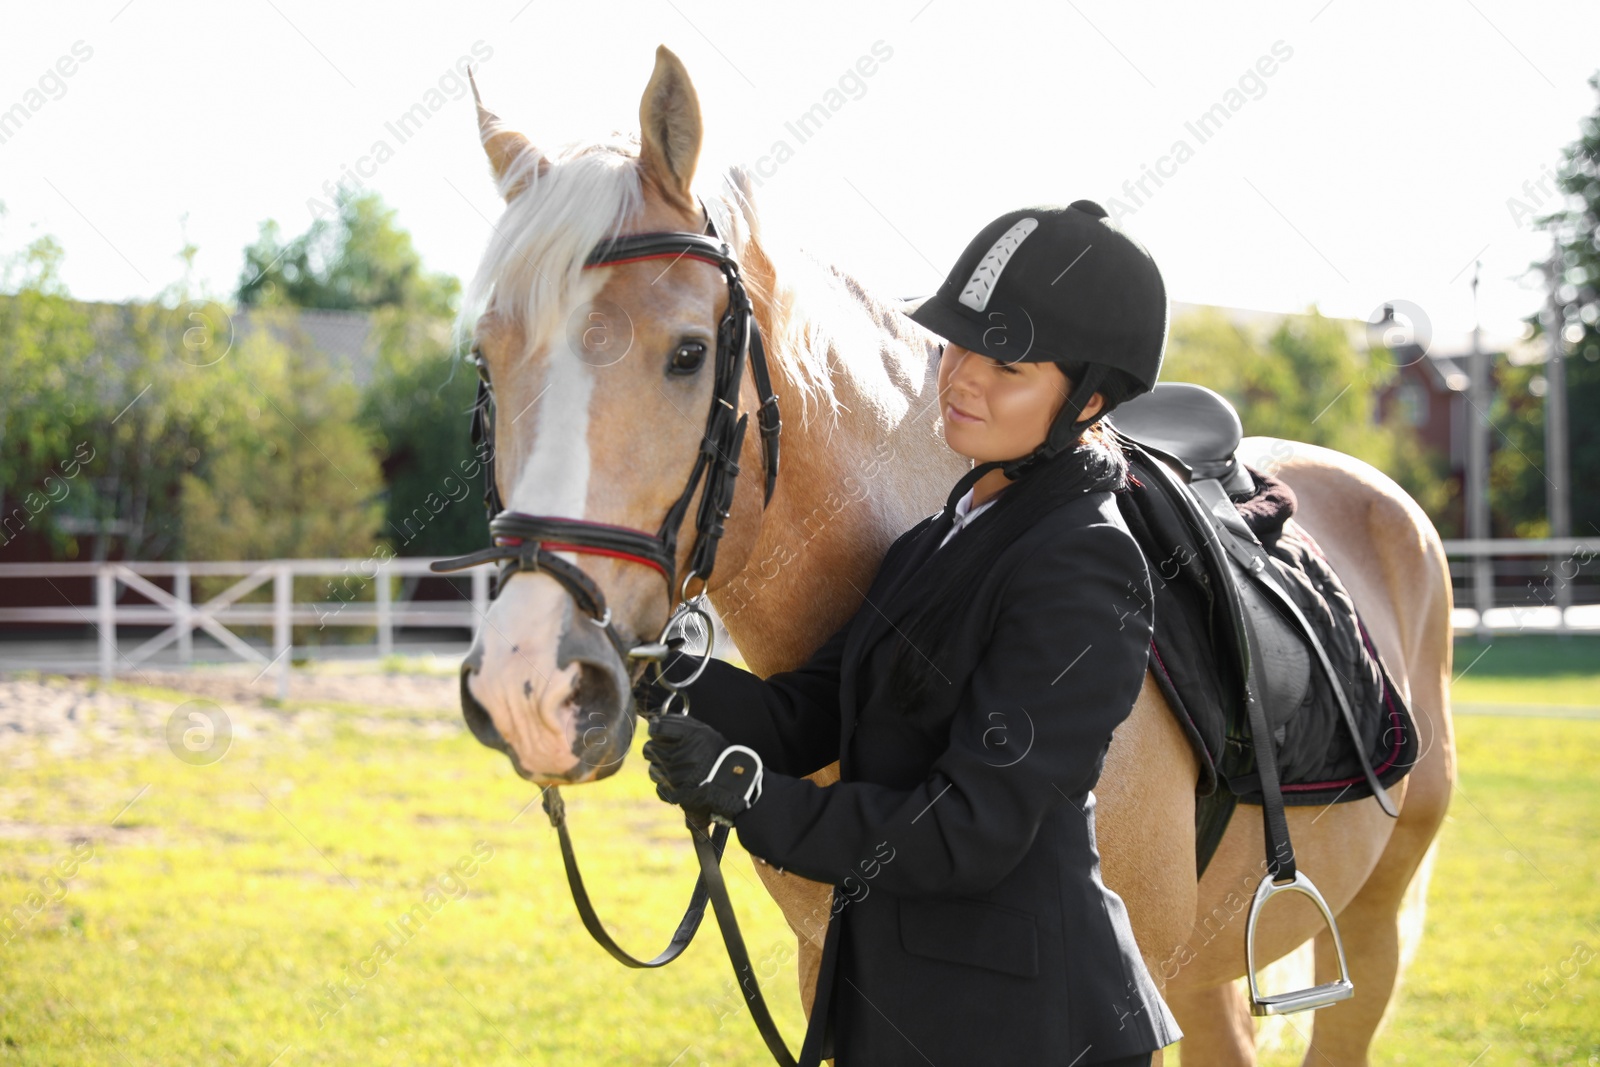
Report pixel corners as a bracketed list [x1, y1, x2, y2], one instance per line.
[431, 213, 805, 1066]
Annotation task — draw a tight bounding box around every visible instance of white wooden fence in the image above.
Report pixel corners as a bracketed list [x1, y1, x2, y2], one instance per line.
[0, 558, 491, 698]
[1441, 536, 1595, 636]
[0, 537, 1591, 697]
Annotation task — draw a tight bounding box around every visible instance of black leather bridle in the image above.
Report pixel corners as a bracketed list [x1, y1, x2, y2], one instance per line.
[433, 212, 810, 1066]
[431, 212, 782, 656]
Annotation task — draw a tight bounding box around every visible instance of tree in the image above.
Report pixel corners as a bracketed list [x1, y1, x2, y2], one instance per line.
[1, 234, 221, 561]
[237, 192, 458, 318]
[359, 308, 483, 557]
[1162, 306, 1454, 531]
[179, 309, 385, 560]
[0, 235, 93, 556]
[234, 192, 480, 557]
[1492, 69, 1600, 539]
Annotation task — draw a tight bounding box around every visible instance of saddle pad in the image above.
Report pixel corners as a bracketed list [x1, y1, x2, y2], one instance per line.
[1233, 512, 1418, 808]
[1116, 455, 1419, 872]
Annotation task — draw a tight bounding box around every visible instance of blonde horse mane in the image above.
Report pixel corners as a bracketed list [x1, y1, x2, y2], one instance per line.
[459, 133, 861, 432]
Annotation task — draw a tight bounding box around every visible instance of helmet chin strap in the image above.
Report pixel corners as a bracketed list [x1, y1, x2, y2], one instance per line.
[939, 364, 1111, 521]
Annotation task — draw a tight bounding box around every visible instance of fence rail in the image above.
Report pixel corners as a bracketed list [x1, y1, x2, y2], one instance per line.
[0, 558, 491, 698]
[0, 537, 1593, 694]
[1438, 536, 1596, 637]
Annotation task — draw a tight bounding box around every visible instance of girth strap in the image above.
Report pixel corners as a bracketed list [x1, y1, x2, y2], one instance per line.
[1120, 437, 1299, 880]
[1229, 560, 1299, 881]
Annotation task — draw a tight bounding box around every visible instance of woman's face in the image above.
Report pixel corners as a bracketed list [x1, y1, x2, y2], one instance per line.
[936, 343, 1104, 462]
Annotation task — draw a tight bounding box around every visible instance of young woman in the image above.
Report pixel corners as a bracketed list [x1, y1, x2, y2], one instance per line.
[641, 200, 1180, 1067]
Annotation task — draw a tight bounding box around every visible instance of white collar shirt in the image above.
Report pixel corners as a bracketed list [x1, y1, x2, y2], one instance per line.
[937, 486, 999, 549]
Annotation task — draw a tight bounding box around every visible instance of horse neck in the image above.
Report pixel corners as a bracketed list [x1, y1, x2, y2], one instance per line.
[711, 248, 964, 675]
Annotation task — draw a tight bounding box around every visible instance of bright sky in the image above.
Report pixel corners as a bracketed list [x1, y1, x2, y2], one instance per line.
[2, 0, 1595, 351]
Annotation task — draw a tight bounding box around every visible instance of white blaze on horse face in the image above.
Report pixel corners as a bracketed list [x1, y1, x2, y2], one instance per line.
[467, 344, 601, 782]
[507, 343, 596, 521]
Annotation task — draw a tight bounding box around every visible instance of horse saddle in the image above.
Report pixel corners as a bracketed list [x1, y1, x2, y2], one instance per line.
[1108, 383, 1412, 877]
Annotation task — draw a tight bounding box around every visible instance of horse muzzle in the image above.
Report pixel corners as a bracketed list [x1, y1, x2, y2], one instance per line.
[459, 574, 635, 784]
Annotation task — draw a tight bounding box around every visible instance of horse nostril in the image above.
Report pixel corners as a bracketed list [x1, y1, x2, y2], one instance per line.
[575, 661, 616, 718]
[571, 660, 632, 777]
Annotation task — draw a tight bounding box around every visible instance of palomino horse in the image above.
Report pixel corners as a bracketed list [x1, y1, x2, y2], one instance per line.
[457, 46, 1455, 1066]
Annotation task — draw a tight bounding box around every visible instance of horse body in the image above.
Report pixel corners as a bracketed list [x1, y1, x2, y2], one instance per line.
[460, 47, 1454, 1066]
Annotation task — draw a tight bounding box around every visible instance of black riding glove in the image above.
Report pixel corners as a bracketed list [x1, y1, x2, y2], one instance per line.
[631, 671, 673, 717]
[642, 714, 765, 827]
[630, 646, 699, 716]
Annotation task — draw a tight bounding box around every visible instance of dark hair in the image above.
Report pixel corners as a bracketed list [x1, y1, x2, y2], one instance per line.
[881, 371, 1130, 715]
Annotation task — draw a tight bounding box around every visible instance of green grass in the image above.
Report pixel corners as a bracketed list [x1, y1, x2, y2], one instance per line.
[0, 691, 803, 1066]
[1450, 635, 1600, 708]
[1375, 714, 1600, 1067]
[2, 641, 1597, 1065]
[1238, 713, 1600, 1067]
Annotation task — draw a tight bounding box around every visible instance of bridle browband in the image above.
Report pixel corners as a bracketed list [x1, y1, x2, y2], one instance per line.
[431, 211, 782, 661]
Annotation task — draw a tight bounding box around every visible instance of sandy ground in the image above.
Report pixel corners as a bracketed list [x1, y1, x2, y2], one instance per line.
[0, 663, 465, 773]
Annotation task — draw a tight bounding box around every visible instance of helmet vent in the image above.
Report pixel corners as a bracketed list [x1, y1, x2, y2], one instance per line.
[957, 217, 1038, 312]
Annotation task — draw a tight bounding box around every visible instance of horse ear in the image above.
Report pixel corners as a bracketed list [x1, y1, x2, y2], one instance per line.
[638, 45, 702, 214]
[470, 68, 544, 201]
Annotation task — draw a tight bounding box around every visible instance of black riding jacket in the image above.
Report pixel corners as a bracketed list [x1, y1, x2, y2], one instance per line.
[672, 489, 1181, 1065]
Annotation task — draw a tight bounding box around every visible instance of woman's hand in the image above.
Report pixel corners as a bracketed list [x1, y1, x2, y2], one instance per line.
[643, 714, 765, 826]
[630, 646, 699, 716]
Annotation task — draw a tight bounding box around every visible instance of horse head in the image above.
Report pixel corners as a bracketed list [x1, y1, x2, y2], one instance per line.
[456, 47, 776, 784]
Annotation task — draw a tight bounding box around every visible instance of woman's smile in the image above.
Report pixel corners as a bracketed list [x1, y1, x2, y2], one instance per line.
[946, 401, 983, 425]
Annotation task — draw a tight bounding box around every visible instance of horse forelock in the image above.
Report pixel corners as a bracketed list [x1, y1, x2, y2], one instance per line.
[462, 137, 644, 366]
[461, 136, 935, 479]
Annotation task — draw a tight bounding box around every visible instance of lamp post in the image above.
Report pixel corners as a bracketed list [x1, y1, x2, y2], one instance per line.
[1466, 264, 1493, 640]
[1543, 236, 1572, 634]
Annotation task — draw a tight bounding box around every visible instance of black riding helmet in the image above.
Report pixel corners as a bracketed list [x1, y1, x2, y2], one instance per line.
[903, 199, 1167, 502]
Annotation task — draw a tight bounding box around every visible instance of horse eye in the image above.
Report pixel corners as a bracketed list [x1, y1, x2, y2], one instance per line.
[667, 341, 708, 376]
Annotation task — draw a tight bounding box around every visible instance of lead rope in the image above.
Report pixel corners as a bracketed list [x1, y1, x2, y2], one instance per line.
[527, 551, 806, 1062]
[687, 807, 802, 1067]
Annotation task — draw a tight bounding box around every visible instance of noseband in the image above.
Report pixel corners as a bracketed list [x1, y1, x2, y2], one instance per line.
[430, 212, 782, 667]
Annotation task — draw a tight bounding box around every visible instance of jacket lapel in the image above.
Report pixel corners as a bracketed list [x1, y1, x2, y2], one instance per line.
[839, 510, 953, 733]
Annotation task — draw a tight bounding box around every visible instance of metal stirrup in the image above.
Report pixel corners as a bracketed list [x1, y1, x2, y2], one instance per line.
[1245, 870, 1356, 1015]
